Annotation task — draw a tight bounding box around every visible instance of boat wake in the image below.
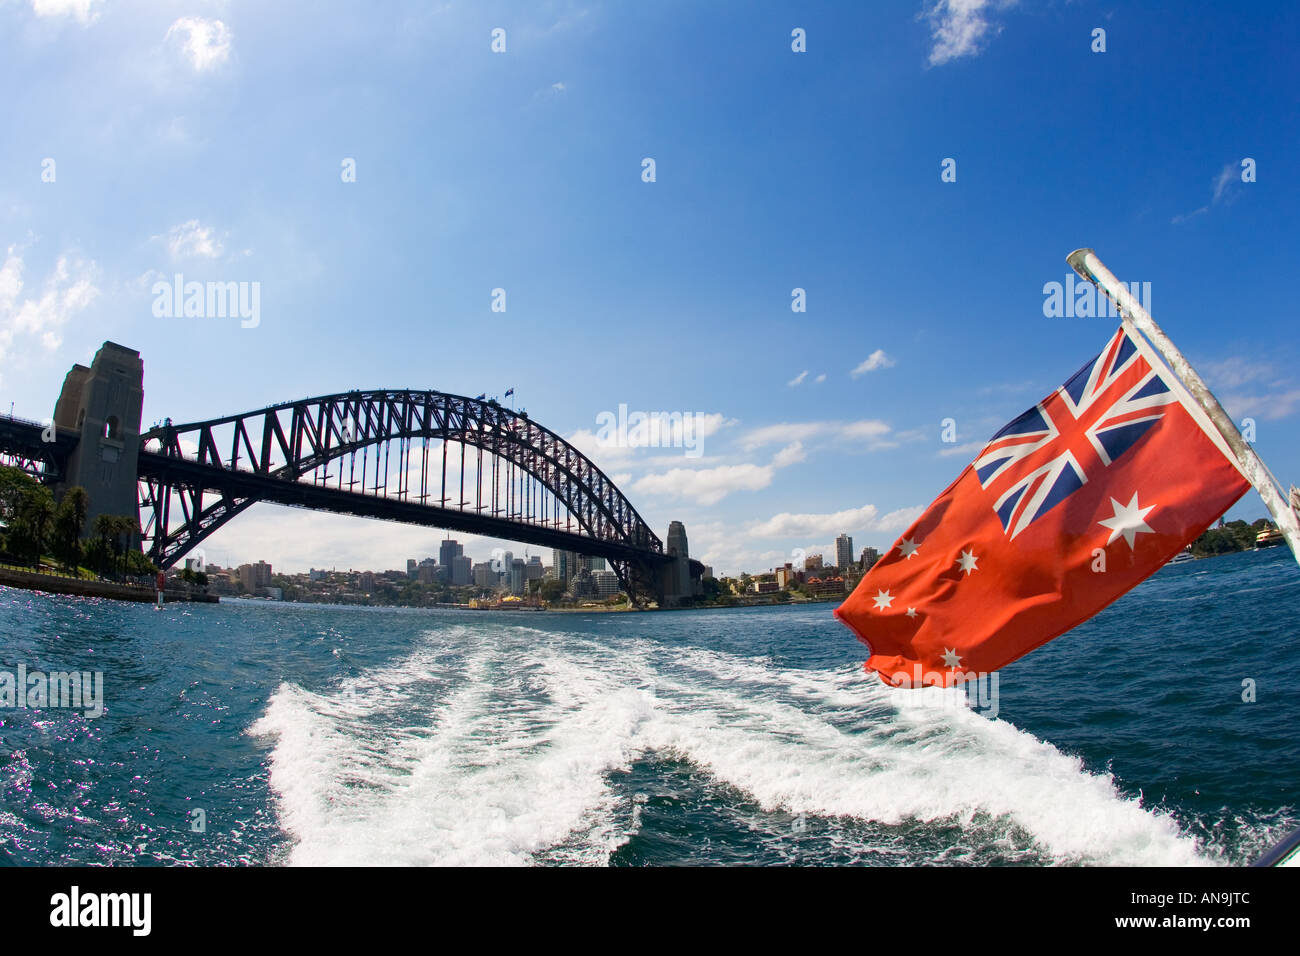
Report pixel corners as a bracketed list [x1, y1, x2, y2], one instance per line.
[250, 622, 1213, 866]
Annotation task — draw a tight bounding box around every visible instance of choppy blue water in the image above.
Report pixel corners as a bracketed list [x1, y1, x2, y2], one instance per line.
[2, 547, 1298, 866]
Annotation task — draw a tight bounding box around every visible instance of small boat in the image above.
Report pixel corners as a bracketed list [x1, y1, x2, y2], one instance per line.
[1167, 548, 1195, 564]
[1255, 527, 1285, 549]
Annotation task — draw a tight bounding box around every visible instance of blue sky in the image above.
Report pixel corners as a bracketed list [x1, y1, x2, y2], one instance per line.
[2, 0, 1297, 575]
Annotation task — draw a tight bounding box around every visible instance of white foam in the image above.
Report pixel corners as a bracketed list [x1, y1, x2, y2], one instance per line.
[250, 623, 1207, 866]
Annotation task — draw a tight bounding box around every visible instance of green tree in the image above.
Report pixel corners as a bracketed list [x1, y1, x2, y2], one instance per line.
[7, 483, 54, 567]
[0, 466, 42, 523]
[0, 466, 47, 559]
[122, 548, 157, 578]
[86, 514, 140, 578]
[50, 486, 89, 571]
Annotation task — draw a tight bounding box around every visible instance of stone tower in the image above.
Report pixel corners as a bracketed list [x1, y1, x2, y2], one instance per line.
[659, 520, 693, 606]
[53, 342, 145, 546]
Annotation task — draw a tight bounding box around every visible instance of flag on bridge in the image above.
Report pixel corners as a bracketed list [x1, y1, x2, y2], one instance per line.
[504, 388, 515, 398]
[475, 393, 486, 401]
[835, 322, 1251, 687]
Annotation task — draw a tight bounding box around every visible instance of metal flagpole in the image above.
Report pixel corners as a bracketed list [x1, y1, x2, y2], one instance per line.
[1067, 248, 1300, 568]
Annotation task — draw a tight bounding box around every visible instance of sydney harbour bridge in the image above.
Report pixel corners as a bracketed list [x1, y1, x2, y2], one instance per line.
[0, 342, 702, 605]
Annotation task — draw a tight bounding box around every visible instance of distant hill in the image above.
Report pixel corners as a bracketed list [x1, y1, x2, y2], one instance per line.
[1190, 518, 1276, 557]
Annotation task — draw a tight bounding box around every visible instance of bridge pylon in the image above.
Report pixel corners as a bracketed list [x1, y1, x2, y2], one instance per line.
[52, 343, 144, 547]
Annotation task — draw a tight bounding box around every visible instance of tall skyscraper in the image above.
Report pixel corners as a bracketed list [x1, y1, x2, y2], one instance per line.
[835, 533, 854, 570]
[552, 549, 577, 584]
[439, 538, 463, 569]
[439, 538, 464, 583]
[452, 554, 472, 586]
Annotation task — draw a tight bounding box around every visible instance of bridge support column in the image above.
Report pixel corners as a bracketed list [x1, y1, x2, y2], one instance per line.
[657, 520, 699, 607]
[53, 342, 145, 548]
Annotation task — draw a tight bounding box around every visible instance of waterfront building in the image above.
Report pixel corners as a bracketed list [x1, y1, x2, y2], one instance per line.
[451, 554, 472, 586]
[591, 569, 620, 597]
[238, 560, 272, 594]
[835, 533, 854, 570]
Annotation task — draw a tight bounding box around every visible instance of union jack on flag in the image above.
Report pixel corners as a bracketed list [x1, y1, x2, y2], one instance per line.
[835, 320, 1251, 686]
[973, 328, 1177, 539]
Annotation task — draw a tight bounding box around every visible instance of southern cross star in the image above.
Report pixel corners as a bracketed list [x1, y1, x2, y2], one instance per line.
[941, 647, 962, 668]
[956, 549, 979, 575]
[905, 607, 918, 618]
[898, 538, 920, 559]
[872, 589, 895, 610]
[1098, 492, 1155, 549]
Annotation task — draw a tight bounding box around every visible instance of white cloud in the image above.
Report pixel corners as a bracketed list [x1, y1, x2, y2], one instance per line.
[166, 17, 232, 72]
[31, 0, 100, 24]
[161, 219, 225, 259]
[924, 0, 1009, 66]
[552, 81, 566, 92]
[568, 411, 735, 469]
[630, 442, 804, 506]
[938, 439, 986, 458]
[631, 462, 775, 506]
[0, 247, 99, 361]
[814, 373, 826, 384]
[1220, 388, 1300, 422]
[1212, 163, 1237, 203]
[1202, 356, 1269, 391]
[741, 419, 892, 451]
[851, 349, 896, 377]
[749, 503, 924, 539]
[787, 370, 809, 387]
[1170, 206, 1208, 226]
[771, 440, 806, 468]
[1202, 356, 1300, 421]
[1173, 162, 1243, 224]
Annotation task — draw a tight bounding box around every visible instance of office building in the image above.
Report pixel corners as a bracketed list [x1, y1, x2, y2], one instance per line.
[835, 533, 854, 570]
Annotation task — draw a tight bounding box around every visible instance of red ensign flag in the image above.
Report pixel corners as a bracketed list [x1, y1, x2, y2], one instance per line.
[836, 324, 1251, 687]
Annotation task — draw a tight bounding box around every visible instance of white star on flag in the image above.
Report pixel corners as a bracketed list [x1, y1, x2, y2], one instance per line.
[898, 538, 920, 559]
[1098, 492, 1156, 549]
[872, 589, 895, 610]
[941, 647, 962, 668]
[956, 549, 979, 575]
[905, 607, 918, 618]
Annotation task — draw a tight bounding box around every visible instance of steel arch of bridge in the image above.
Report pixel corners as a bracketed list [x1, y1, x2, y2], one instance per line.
[137, 389, 665, 597]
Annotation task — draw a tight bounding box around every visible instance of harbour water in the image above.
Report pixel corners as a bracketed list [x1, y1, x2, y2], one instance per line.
[2, 546, 1297, 866]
